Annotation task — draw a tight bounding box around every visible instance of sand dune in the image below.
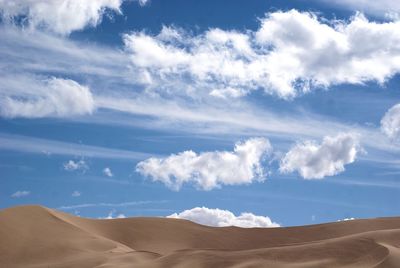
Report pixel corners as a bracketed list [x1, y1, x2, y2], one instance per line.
[1, 206, 400, 267]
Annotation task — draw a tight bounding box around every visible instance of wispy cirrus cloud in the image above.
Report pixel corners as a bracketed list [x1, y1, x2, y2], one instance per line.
[320, 0, 400, 17]
[2, 10, 400, 120]
[0, 133, 154, 160]
[71, 190, 81, 197]
[11, 190, 30, 198]
[58, 200, 167, 210]
[1, 10, 400, 161]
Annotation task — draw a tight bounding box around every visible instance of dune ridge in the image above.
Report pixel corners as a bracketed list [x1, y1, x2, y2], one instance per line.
[1, 205, 400, 267]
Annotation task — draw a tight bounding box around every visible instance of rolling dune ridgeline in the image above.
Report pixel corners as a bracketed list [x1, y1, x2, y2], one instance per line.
[1, 205, 400, 267]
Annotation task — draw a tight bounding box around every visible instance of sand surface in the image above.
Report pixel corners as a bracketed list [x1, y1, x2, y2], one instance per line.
[1, 205, 400, 267]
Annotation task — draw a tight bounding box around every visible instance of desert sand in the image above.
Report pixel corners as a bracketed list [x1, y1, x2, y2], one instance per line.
[1, 205, 400, 267]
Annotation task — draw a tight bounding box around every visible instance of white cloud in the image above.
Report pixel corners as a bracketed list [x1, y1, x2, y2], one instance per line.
[322, 0, 400, 17]
[0, 133, 153, 160]
[338, 217, 356, 222]
[58, 200, 167, 210]
[95, 95, 400, 158]
[63, 160, 88, 172]
[102, 210, 126, 219]
[0, 0, 123, 35]
[0, 17, 398, 158]
[168, 207, 279, 228]
[137, 0, 149, 6]
[57, 200, 167, 210]
[124, 11, 400, 99]
[71, 190, 81, 197]
[103, 167, 113, 177]
[381, 103, 400, 141]
[280, 133, 360, 179]
[136, 138, 272, 190]
[11, 190, 30, 198]
[0, 77, 95, 118]
[0, 27, 132, 82]
[0, 11, 399, 162]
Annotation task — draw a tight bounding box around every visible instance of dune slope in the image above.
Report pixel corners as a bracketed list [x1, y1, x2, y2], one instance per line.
[1, 205, 400, 267]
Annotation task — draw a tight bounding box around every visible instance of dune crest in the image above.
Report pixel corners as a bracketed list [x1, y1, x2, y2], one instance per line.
[1, 205, 400, 267]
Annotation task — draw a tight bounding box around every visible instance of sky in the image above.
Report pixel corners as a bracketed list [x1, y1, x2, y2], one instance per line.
[1, 0, 400, 227]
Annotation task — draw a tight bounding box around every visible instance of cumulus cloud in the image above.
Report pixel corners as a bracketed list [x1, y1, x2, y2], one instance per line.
[102, 210, 126, 219]
[136, 138, 271, 190]
[0, 78, 95, 118]
[381, 103, 400, 141]
[63, 160, 88, 172]
[71, 190, 81, 197]
[168, 207, 279, 228]
[124, 11, 400, 99]
[280, 133, 360, 179]
[11, 190, 30, 198]
[338, 217, 356, 222]
[0, 0, 124, 35]
[103, 167, 113, 177]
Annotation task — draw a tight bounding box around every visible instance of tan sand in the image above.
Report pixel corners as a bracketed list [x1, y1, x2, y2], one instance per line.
[1, 205, 400, 267]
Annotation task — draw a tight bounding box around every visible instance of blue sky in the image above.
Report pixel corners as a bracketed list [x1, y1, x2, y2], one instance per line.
[1, 0, 400, 227]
